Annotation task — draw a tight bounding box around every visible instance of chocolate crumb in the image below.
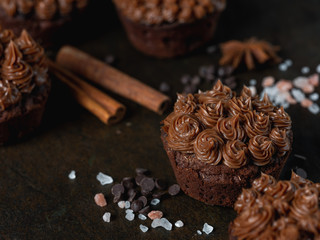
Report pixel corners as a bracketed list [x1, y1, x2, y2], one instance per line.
[131, 200, 144, 212]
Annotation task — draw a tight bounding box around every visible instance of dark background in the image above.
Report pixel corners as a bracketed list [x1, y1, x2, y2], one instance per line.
[1, 0, 320, 239]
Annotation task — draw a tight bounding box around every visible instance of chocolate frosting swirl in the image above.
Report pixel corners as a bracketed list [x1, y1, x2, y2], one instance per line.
[16, 0, 34, 15]
[290, 187, 319, 219]
[0, 26, 15, 46]
[269, 128, 290, 157]
[194, 129, 224, 165]
[248, 135, 275, 166]
[290, 171, 313, 188]
[269, 106, 292, 130]
[216, 114, 245, 141]
[195, 101, 223, 128]
[2, 41, 34, 93]
[228, 96, 252, 120]
[35, 0, 58, 20]
[0, 79, 21, 111]
[174, 93, 197, 114]
[253, 93, 275, 114]
[231, 204, 274, 239]
[222, 140, 248, 168]
[234, 188, 259, 214]
[167, 114, 201, 153]
[0, 0, 16, 17]
[244, 111, 271, 138]
[252, 172, 276, 193]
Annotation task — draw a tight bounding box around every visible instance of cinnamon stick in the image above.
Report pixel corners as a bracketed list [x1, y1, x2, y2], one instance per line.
[56, 46, 170, 114]
[48, 60, 126, 125]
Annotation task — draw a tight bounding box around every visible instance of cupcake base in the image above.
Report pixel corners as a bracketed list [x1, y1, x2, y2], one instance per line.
[118, 12, 220, 58]
[0, 82, 51, 145]
[161, 129, 292, 207]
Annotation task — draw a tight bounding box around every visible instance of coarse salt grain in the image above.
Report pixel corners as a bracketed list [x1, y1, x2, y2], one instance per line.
[301, 66, 310, 74]
[125, 201, 131, 209]
[248, 86, 257, 97]
[316, 64, 320, 74]
[262, 76, 275, 87]
[103, 212, 111, 222]
[310, 93, 319, 101]
[197, 230, 202, 235]
[276, 80, 293, 92]
[118, 201, 126, 209]
[293, 76, 309, 89]
[151, 198, 160, 206]
[284, 59, 293, 67]
[308, 103, 320, 114]
[291, 89, 306, 102]
[151, 218, 172, 231]
[140, 224, 149, 233]
[175, 220, 184, 228]
[308, 74, 319, 86]
[68, 170, 76, 180]
[94, 193, 107, 207]
[279, 63, 288, 72]
[202, 223, 214, 235]
[138, 214, 147, 220]
[249, 79, 257, 86]
[148, 210, 163, 220]
[302, 84, 314, 94]
[125, 210, 135, 221]
[96, 172, 113, 185]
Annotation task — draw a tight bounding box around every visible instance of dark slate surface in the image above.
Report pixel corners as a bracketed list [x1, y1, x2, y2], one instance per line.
[1, 0, 320, 239]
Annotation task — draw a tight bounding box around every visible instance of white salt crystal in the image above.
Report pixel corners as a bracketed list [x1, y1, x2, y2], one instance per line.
[140, 224, 149, 233]
[308, 103, 320, 114]
[248, 86, 257, 97]
[197, 230, 202, 235]
[102, 212, 111, 223]
[118, 201, 126, 209]
[151, 198, 160, 206]
[175, 220, 184, 228]
[291, 89, 306, 102]
[68, 170, 76, 180]
[293, 76, 309, 89]
[274, 92, 288, 107]
[138, 214, 147, 220]
[202, 223, 214, 235]
[249, 79, 257, 86]
[96, 172, 113, 185]
[125, 212, 135, 221]
[125, 201, 131, 209]
[262, 86, 279, 102]
[151, 218, 172, 231]
[316, 64, 320, 73]
[310, 93, 319, 101]
[125, 209, 133, 214]
[285, 59, 293, 67]
[279, 63, 288, 71]
[301, 66, 310, 74]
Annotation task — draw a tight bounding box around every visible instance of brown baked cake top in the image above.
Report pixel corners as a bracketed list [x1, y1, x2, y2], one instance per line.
[0, 26, 48, 111]
[0, 0, 88, 20]
[162, 80, 292, 169]
[113, 0, 226, 25]
[230, 172, 320, 240]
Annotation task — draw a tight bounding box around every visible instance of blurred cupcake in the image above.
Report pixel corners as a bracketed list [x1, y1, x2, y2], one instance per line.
[113, 0, 226, 58]
[0, 0, 89, 45]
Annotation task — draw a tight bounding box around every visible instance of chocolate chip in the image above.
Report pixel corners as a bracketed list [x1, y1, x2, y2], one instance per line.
[168, 184, 180, 196]
[205, 73, 215, 82]
[152, 190, 167, 199]
[191, 76, 201, 86]
[111, 183, 125, 196]
[122, 177, 135, 189]
[135, 175, 145, 186]
[131, 200, 144, 212]
[199, 66, 208, 78]
[113, 194, 122, 203]
[159, 82, 170, 93]
[140, 177, 155, 192]
[127, 188, 137, 202]
[139, 205, 151, 215]
[183, 85, 197, 94]
[141, 189, 151, 197]
[181, 74, 191, 85]
[135, 168, 149, 176]
[155, 179, 167, 190]
[206, 65, 215, 75]
[138, 196, 148, 207]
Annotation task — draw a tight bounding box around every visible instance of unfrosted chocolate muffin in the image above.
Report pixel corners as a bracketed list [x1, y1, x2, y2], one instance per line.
[0, 0, 88, 45]
[113, 0, 226, 58]
[229, 172, 320, 240]
[161, 80, 292, 207]
[0, 26, 50, 144]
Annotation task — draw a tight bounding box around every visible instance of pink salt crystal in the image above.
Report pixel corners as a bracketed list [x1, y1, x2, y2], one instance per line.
[276, 80, 293, 92]
[301, 99, 313, 108]
[308, 74, 319, 87]
[148, 210, 163, 220]
[302, 84, 315, 94]
[94, 193, 107, 207]
[262, 76, 275, 87]
[285, 94, 297, 104]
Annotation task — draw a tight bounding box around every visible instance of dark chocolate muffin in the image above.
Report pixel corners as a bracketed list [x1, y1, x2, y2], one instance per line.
[0, 0, 88, 45]
[229, 172, 320, 240]
[161, 80, 293, 207]
[113, 0, 226, 58]
[0, 26, 50, 144]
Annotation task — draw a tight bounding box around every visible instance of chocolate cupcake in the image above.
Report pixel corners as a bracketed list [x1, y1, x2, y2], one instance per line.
[0, 0, 88, 45]
[161, 80, 292, 207]
[113, 0, 226, 58]
[229, 172, 320, 240]
[0, 26, 50, 144]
